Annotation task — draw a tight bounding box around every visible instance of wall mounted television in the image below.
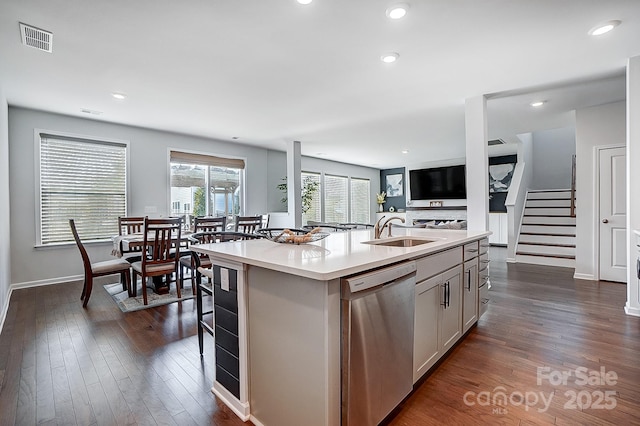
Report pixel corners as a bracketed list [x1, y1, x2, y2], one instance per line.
[409, 164, 466, 200]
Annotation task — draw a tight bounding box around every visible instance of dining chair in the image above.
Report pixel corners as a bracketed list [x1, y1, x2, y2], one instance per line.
[117, 216, 145, 263]
[191, 231, 263, 356]
[234, 215, 263, 233]
[69, 219, 132, 308]
[178, 216, 227, 293]
[130, 217, 182, 305]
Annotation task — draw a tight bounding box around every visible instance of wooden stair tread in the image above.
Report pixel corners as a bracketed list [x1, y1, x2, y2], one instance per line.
[520, 232, 576, 237]
[522, 223, 576, 227]
[516, 252, 575, 259]
[517, 242, 576, 248]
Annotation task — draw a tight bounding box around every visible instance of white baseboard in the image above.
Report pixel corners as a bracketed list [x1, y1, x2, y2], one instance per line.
[0, 287, 12, 335]
[212, 382, 250, 421]
[11, 274, 83, 290]
[624, 304, 640, 317]
[573, 273, 596, 281]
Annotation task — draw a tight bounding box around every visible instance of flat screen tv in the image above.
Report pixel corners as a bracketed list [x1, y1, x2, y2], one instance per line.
[409, 164, 466, 200]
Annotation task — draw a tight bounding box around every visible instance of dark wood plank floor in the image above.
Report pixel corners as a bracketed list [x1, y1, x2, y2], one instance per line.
[0, 248, 639, 425]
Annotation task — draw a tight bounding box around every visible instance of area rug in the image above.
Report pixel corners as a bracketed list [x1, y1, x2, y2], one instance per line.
[104, 281, 196, 313]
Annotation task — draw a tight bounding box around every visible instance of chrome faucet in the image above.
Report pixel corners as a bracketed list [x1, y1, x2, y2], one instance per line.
[374, 216, 405, 239]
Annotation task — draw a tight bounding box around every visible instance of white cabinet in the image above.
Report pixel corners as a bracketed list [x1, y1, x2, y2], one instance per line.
[439, 266, 462, 353]
[414, 275, 441, 381]
[413, 247, 463, 383]
[489, 212, 507, 245]
[462, 259, 478, 333]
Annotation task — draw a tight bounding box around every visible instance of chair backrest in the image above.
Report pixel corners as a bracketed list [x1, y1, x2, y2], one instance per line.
[234, 215, 263, 233]
[260, 214, 270, 229]
[338, 223, 374, 229]
[118, 216, 145, 235]
[194, 216, 227, 233]
[142, 217, 182, 269]
[69, 219, 92, 273]
[305, 221, 350, 232]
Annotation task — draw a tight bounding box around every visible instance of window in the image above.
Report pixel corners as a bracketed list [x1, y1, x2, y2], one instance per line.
[302, 172, 321, 224]
[324, 175, 349, 223]
[350, 178, 371, 224]
[170, 151, 245, 224]
[38, 132, 127, 245]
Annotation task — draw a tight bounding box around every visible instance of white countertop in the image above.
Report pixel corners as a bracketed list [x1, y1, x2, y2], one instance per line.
[191, 228, 490, 281]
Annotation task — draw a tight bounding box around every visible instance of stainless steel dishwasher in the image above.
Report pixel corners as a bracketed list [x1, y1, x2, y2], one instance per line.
[341, 261, 417, 426]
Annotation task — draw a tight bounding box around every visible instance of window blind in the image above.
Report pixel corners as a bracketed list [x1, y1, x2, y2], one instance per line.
[39, 134, 127, 244]
[350, 178, 371, 224]
[302, 172, 321, 224]
[324, 174, 348, 223]
[170, 151, 245, 169]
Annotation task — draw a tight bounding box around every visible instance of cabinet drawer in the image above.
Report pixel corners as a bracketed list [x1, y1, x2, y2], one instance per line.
[415, 247, 461, 283]
[478, 252, 490, 270]
[479, 238, 489, 255]
[479, 265, 489, 283]
[463, 241, 479, 261]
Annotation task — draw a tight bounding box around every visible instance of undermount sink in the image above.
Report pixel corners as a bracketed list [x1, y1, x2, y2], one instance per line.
[363, 237, 436, 247]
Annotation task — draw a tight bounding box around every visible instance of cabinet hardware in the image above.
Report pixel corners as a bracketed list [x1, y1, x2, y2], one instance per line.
[466, 270, 471, 291]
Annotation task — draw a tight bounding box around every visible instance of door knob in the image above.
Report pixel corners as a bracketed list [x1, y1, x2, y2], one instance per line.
[602, 219, 609, 223]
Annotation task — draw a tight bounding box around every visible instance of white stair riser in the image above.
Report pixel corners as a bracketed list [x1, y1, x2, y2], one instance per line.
[518, 234, 576, 245]
[524, 207, 572, 216]
[515, 254, 576, 268]
[520, 225, 576, 235]
[526, 199, 572, 208]
[527, 191, 572, 200]
[522, 216, 576, 225]
[517, 244, 575, 256]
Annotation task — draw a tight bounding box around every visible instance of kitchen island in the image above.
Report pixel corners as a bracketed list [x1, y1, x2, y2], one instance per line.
[191, 227, 490, 426]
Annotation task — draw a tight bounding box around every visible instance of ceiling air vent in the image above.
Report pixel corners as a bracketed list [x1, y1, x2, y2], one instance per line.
[488, 139, 506, 146]
[19, 22, 53, 53]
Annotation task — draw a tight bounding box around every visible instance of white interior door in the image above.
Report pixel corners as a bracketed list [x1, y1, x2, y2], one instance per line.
[599, 146, 627, 282]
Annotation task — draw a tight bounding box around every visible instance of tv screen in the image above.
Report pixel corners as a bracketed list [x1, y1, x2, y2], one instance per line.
[409, 165, 466, 200]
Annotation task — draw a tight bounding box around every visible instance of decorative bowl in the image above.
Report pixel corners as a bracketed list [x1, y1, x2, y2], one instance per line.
[257, 228, 330, 244]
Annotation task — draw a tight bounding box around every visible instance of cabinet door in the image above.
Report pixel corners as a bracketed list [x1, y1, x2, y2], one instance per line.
[439, 267, 462, 353]
[462, 260, 478, 333]
[413, 275, 440, 383]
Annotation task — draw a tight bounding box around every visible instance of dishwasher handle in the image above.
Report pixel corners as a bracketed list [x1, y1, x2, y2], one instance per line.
[343, 261, 417, 295]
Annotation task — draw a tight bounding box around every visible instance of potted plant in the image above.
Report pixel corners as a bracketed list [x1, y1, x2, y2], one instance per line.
[376, 192, 386, 212]
[277, 176, 320, 214]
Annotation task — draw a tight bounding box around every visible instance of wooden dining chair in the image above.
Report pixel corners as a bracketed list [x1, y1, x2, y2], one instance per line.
[130, 217, 182, 305]
[69, 219, 132, 308]
[178, 216, 227, 293]
[234, 215, 263, 233]
[117, 216, 145, 263]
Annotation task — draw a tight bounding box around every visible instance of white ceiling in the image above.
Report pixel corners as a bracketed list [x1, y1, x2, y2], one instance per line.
[1, 0, 638, 169]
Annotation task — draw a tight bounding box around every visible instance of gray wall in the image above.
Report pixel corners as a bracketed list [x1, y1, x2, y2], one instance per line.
[0, 87, 10, 326]
[265, 150, 380, 216]
[9, 107, 273, 286]
[8, 107, 381, 286]
[575, 101, 626, 279]
[531, 126, 576, 190]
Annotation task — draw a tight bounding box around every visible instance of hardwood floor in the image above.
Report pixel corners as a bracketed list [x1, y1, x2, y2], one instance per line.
[0, 247, 639, 425]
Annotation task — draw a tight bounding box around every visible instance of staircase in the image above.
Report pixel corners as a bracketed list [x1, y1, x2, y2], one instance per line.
[516, 189, 576, 268]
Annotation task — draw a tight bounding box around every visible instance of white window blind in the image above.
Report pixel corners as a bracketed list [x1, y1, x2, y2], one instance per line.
[302, 172, 321, 224]
[324, 174, 348, 223]
[39, 134, 127, 245]
[350, 178, 371, 224]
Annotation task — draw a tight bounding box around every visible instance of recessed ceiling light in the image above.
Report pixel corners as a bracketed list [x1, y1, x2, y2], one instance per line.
[111, 92, 127, 100]
[530, 101, 546, 108]
[401, 150, 409, 154]
[381, 52, 399, 63]
[386, 3, 409, 19]
[588, 20, 621, 36]
[296, 0, 312, 4]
